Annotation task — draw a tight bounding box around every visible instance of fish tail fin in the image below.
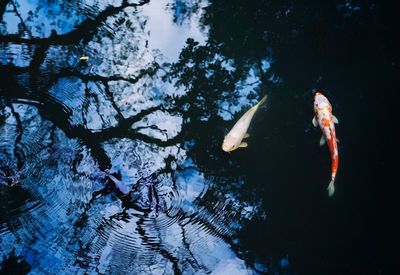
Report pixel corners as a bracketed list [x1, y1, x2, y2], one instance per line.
[327, 179, 335, 197]
[257, 96, 267, 108]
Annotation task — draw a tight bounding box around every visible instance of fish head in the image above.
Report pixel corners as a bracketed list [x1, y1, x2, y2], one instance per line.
[314, 92, 330, 111]
[222, 137, 238, 152]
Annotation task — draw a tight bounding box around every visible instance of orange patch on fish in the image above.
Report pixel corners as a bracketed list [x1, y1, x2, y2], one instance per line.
[322, 118, 330, 127]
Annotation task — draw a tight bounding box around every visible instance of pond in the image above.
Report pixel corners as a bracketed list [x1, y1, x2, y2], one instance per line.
[0, 0, 397, 274]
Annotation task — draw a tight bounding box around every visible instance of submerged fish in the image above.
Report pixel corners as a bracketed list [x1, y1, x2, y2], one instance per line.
[79, 56, 89, 61]
[313, 92, 339, 196]
[222, 96, 267, 152]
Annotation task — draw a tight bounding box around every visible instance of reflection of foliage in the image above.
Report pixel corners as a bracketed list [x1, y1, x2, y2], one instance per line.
[0, 0, 150, 45]
[167, 38, 236, 119]
[1, 0, 262, 273]
[167, 0, 202, 25]
[0, 0, 171, 169]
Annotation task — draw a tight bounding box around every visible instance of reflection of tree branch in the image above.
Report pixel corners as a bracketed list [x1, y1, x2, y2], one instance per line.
[10, 0, 31, 37]
[0, 0, 12, 22]
[134, 125, 169, 137]
[1, 75, 112, 169]
[0, 0, 150, 45]
[53, 62, 161, 123]
[3, 76, 183, 167]
[70, 185, 112, 268]
[7, 102, 24, 169]
[29, 45, 49, 72]
[126, 130, 184, 148]
[88, 103, 185, 147]
[180, 222, 205, 271]
[56, 62, 160, 86]
[103, 81, 124, 121]
[136, 215, 181, 275]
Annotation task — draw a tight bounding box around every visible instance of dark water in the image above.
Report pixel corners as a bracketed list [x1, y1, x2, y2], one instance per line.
[0, 0, 398, 274]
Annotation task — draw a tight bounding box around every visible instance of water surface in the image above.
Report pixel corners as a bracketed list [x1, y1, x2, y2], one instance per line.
[1, 0, 398, 274]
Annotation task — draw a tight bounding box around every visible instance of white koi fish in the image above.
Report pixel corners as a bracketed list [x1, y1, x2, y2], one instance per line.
[313, 92, 339, 196]
[222, 96, 267, 152]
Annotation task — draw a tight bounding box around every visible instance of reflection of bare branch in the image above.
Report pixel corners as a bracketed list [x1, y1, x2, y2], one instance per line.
[0, 0, 150, 45]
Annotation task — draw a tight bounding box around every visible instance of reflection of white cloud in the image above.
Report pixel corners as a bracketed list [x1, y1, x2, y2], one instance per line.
[211, 258, 255, 275]
[142, 0, 207, 62]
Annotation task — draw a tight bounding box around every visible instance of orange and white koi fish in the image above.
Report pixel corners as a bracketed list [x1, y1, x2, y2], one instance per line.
[313, 92, 339, 196]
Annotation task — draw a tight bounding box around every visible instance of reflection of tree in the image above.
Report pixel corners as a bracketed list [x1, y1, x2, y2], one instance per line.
[1, 0, 257, 273]
[1, 0, 188, 271]
[1, 0, 283, 272]
[2, 0, 394, 272]
[0, 1, 174, 169]
[0, 0, 150, 44]
[167, 0, 203, 25]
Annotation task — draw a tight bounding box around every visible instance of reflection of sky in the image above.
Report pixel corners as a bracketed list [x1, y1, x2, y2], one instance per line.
[2, 0, 35, 34]
[2, 0, 83, 37]
[142, 0, 207, 62]
[0, 0, 266, 273]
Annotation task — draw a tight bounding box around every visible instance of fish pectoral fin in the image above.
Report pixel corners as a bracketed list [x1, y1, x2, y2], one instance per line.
[239, 142, 248, 148]
[244, 133, 250, 138]
[336, 138, 340, 143]
[319, 135, 326, 146]
[312, 116, 318, 127]
[332, 115, 339, 124]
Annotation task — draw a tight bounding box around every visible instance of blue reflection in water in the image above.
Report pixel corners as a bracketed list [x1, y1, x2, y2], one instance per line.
[0, 0, 270, 273]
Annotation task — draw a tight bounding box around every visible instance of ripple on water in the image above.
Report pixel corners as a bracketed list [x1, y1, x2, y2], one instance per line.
[1, 95, 251, 273]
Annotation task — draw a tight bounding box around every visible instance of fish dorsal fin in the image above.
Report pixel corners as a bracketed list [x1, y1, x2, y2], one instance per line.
[319, 135, 326, 146]
[332, 115, 339, 124]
